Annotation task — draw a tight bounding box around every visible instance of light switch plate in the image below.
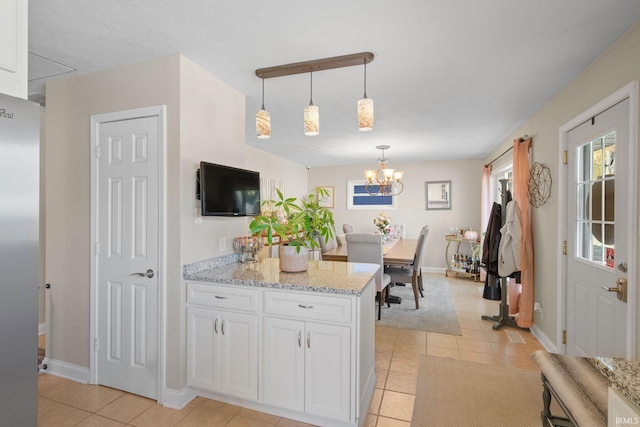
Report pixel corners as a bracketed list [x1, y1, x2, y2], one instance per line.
[219, 237, 226, 252]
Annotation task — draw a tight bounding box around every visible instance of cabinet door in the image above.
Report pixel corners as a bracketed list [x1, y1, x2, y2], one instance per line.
[305, 322, 351, 421]
[263, 317, 305, 411]
[187, 307, 220, 391]
[219, 311, 258, 400]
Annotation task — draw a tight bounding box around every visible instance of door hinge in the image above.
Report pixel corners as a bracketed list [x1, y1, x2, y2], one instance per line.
[563, 150, 568, 165]
[95, 242, 100, 254]
[94, 338, 99, 351]
[95, 146, 101, 158]
[562, 330, 567, 345]
[562, 241, 567, 255]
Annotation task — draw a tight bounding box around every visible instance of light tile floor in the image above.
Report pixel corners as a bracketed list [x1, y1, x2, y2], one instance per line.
[37, 274, 545, 426]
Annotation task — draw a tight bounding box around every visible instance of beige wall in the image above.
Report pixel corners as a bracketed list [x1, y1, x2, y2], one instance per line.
[245, 146, 308, 201]
[46, 55, 182, 378]
[45, 54, 308, 391]
[484, 22, 640, 352]
[308, 158, 483, 269]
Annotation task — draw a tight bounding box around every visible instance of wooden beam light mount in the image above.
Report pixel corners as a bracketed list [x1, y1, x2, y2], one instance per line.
[256, 52, 374, 79]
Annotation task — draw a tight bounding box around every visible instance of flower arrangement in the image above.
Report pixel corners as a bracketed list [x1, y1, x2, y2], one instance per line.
[373, 212, 392, 235]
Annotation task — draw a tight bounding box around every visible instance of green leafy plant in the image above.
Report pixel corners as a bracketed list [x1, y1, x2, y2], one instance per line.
[249, 187, 336, 252]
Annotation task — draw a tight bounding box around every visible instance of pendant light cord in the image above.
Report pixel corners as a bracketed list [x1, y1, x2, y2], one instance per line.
[363, 60, 368, 99]
[261, 76, 265, 110]
[309, 70, 314, 106]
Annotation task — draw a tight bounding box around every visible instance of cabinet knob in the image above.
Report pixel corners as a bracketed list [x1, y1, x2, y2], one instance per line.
[307, 331, 311, 348]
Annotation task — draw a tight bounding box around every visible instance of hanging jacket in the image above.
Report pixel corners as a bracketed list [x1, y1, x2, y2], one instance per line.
[482, 202, 501, 276]
[498, 200, 523, 277]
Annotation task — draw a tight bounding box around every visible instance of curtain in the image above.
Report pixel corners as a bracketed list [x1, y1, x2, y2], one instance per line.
[479, 165, 492, 282]
[513, 137, 534, 328]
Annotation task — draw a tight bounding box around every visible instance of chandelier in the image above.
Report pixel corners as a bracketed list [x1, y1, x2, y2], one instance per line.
[364, 145, 404, 196]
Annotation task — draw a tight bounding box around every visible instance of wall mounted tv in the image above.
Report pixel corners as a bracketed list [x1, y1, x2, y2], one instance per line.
[197, 162, 260, 217]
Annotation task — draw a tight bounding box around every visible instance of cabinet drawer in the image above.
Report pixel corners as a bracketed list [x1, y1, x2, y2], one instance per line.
[187, 283, 259, 312]
[264, 291, 352, 323]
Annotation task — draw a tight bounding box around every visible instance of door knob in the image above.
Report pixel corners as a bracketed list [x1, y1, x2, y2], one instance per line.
[131, 269, 154, 279]
[601, 277, 627, 302]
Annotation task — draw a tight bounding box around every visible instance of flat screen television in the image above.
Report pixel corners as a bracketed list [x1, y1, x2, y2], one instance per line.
[197, 162, 260, 216]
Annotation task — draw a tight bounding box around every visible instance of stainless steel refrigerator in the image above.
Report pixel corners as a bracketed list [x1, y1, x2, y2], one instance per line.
[0, 92, 40, 426]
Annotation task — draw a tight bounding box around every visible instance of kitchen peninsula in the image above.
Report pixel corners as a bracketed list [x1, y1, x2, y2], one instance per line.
[183, 256, 378, 427]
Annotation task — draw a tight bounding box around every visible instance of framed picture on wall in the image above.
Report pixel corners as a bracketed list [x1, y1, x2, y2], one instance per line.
[425, 181, 452, 210]
[318, 186, 334, 208]
[347, 180, 398, 210]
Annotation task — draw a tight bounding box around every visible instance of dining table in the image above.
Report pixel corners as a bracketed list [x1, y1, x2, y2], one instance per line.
[321, 238, 417, 266]
[321, 238, 419, 305]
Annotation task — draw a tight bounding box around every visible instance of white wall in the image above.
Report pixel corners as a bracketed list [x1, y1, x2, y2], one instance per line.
[308, 158, 483, 270]
[483, 21, 640, 353]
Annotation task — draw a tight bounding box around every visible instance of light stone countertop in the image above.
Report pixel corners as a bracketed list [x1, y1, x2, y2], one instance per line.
[183, 257, 378, 296]
[590, 357, 640, 408]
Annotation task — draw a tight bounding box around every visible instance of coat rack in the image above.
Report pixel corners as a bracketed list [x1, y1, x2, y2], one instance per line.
[481, 179, 530, 331]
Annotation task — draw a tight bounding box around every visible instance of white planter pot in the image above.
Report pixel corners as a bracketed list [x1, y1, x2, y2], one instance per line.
[279, 245, 309, 272]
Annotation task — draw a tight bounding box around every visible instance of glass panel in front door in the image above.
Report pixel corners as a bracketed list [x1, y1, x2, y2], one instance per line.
[575, 131, 615, 266]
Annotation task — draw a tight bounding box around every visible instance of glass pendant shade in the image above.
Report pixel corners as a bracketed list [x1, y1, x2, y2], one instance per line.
[358, 97, 374, 131]
[256, 109, 271, 139]
[304, 104, 319, 136]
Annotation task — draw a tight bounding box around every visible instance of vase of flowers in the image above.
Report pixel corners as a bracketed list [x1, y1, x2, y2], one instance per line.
[249, 187, 336, 272]
[373, 212, 392, 240]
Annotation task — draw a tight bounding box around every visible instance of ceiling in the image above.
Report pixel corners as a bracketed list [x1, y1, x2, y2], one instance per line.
[28, 1, 640, 167]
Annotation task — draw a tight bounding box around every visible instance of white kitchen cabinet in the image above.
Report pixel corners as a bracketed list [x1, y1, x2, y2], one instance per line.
[263, 292, 352, 422]
[0, 0, 27, 98]
[185, 275, 376, 427]
[609, 387, 640, 426]
[187, 289, 258, 401]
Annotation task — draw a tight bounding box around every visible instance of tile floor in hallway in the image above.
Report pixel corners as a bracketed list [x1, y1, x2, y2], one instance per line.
[37, 275, 545, 426]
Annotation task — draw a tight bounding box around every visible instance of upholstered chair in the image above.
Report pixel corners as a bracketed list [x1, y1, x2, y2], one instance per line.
[384, 225, 430, 309]
[346, 233, 391, 320]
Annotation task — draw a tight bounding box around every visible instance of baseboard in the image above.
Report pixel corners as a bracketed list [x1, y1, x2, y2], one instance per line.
[422, 267, 446, 274]
[44, 358, 90, 384]
[38, 322, 47, 335]
[163, 386, 198, 410]
[531, 323, 557, 353]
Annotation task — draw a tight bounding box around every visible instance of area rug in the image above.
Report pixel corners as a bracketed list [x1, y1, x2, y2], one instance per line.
[411, 355, 566, 427]
[377, 274, 462, 335]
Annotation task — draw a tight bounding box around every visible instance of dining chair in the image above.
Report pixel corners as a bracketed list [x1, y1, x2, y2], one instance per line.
[318, 234, 336, 254]
[384, 225, 430, 309]
[336, 233, 347, 247]
[343, 224, 354, 233]
[346, 233, 391, 320]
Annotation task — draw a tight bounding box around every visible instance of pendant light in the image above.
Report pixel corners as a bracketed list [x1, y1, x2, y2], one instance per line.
[358, 59, 373, 131]
[304, 70, 319, 136]
[256, 76, 271, 139]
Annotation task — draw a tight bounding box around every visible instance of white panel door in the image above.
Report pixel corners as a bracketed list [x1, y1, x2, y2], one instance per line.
[263, 317, 305, 411]
[566, 99, 629, 357]
[220, 311, 258, 400]
[187, 307, 220, 391]
[97, 116, 159, 398]
[305, 322, 351, 422]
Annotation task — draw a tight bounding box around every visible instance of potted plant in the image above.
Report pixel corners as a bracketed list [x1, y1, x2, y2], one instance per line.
[249, 187, 336, 272]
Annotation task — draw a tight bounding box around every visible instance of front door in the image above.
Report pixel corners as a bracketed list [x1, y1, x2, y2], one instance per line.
[95, 115, 159, 398]
[566, 99, 629, 357]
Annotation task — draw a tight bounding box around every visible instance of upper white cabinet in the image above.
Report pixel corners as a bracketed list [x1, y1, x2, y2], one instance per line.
[0, 0, 28, 99]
